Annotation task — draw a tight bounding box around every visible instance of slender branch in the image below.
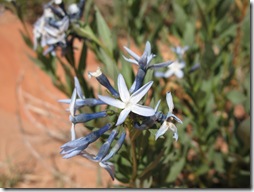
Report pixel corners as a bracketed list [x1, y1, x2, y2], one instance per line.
[130, 130, 138, 188]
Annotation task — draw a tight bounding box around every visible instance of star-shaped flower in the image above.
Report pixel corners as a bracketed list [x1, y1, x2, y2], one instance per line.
[123, 41, 172, 71]
[98, 74, 155, 126]
[155, 92, 182, 141]
[154, 60, 185, 79]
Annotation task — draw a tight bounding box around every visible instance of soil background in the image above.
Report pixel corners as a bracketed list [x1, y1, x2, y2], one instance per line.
[0, 10, 114, 188]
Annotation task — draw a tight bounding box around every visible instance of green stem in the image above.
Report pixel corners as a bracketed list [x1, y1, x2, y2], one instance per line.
[130, 131, 138, 188]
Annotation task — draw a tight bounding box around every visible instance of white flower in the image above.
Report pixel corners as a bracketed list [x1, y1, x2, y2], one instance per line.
[155, 92, 182, 141]
[98, 74, 155, 126]
[154, 60, 185, 79]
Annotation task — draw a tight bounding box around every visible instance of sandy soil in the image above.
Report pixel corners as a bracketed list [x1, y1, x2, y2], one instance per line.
[0, 11, 114, 188]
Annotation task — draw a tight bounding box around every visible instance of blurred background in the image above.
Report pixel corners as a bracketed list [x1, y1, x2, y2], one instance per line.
[0, 0, 251, 188]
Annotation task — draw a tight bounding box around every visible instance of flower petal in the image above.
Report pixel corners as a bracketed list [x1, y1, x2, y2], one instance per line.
[148, 60, 173, 70]
[117, 74, 130, 103]
[166, 92, 174, 113]
[70, 123, 76, 140]
[122, 55, 139, 66]
[80, 151, 96, 161]
[116, 108, 131, 126]
[131, 104, 155, 117]
[168, 123, 178, 141]
[178, 61, 186, 68]
[70, 88, 77, 117]
[58, 17, 69, 31]
[167, 113, 183, 124]
[154, 99, 161, 112]
[98, 95, 125, 109]
[59, 98, 105, 108]
[173, 132, 178, 141]
[163, 69, 174, 78]
[168, 122, 177, 133]
[129, 79, 136, 93]
[62, 147, 83, 159]
[99, 161, 115, 180]
[43, 46, 55, 55]
[154, 71, 166, 78]
[102, 132, 126, 162]
[44, 26, 59, 37]
[155, 121, 169, 140]
[93, 130, 118, 162]
[175, 69, 184, 78]
[74, 77, 85, 99]
[130, 81, 153, 104]
[88, 67, 102, 78]
[71, 111, 107, 124]
[123, 46, 140, 61]
[143, 41, 151, 56]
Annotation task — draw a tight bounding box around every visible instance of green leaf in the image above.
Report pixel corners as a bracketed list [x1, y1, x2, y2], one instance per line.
[172, 2, 188, 33]
[97, 48, 119, 83]
[57, 57, 73, 95]
[28, 55, 48, 72]
[213, 152, 224, 173]
[195, 164, 210, 176]
[148, 129, 159, 137]
[226, 90, 246, 105]
[183, 22, 195, 45]
[142, 176, 153, 188]
[115, 172, 129, 183]
[72, 23, 101, 46]
[19, 30, 33, 48]
[78, 42, 87, 73]
[95, 6, 114, 54]
[166, 158, 185, 182]
[215, 23, 237, 43]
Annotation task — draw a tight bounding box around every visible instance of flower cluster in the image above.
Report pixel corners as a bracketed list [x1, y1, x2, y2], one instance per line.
[155, 46, 189, 79]
[33, 0, 86, 55]
[59, 41, 183, 180]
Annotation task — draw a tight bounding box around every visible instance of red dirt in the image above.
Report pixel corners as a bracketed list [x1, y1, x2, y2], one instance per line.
[0, 11, 115, 188]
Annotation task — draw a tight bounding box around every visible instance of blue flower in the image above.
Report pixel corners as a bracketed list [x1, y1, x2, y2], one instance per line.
[88, 68, 119, 98]
[123, 41, 173, 92]
[58, 77, 105, 110]
[69, 111, 108, 124]
[80, 131, 126, 180]
[60, 123, 112, 159]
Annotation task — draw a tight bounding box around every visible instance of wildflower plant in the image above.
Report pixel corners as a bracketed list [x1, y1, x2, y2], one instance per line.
[59, 42, 183, 183]
[7, 0, 185, 187]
